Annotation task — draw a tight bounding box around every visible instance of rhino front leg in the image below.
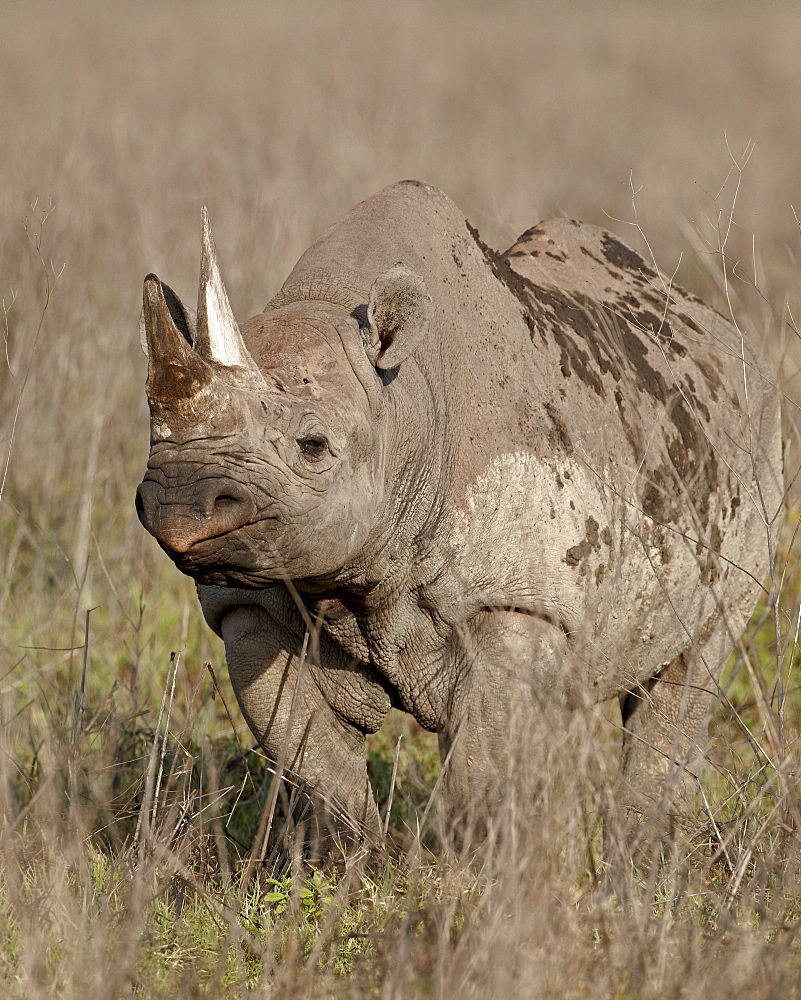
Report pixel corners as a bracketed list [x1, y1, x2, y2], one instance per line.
[218, 602, 384, 848]
[438, 609, 570, 836]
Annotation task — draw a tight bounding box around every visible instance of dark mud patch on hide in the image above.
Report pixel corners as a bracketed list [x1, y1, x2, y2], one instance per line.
[468, 219, 719, 526]
[680, 374, 711, 423]
[467, 220, 544, 344]
[623, 308, 687, 358]
[564, 516, 601, 571]
[530, 283, 675, 405]
[695, 358, 723, 402]
[678, 312, 704, 336]
[678, 286, 708, 307]
[665, 395, 719, 526]
[614, 387, 647, 464]
[641, 468, 678, 523]
[528, 285, 615, 396]
[551, 323, 605, 396]
[579, 246, 603, 269]
[601, 235, 656, 277]
[706, 522, 724, 583]
[694, 522, 724, 584]
[639, 393, 719, 530]
[543, 400, 573, 453]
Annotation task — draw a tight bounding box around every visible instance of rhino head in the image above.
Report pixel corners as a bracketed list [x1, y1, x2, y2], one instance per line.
[135, 210, 432, 590]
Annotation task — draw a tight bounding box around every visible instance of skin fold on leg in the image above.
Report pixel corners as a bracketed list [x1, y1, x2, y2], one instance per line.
[219, 596, 391, 848]
[437, 609, 572, 840]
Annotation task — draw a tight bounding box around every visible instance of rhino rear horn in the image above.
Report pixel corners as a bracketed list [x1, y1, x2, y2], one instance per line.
[366, 263, 432, 370]
[195, 207, 261, 373]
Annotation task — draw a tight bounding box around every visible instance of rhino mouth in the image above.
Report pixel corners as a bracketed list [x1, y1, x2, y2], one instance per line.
[162, 517, 314, 589]
[191, 564, 276, 589]
[166, 538, 275, 588]
[154, 519, 277, 583]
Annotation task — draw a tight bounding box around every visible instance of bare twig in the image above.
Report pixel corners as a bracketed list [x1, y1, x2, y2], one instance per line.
[383, 733, 403, 837]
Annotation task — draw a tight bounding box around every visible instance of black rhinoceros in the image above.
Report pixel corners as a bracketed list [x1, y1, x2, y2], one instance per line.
[136, 181, 782, 848]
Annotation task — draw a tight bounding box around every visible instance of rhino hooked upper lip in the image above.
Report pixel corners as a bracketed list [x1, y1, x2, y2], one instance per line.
[135, 474, 256, 551]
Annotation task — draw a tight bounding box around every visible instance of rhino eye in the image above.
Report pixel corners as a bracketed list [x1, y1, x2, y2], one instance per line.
[298, 435, 328, 461]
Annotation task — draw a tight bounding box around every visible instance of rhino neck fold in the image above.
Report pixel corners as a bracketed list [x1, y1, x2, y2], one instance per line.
[266, 268, 366, 314]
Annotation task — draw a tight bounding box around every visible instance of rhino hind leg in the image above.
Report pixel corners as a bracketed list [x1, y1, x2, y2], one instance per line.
[611, 648, 718, 863]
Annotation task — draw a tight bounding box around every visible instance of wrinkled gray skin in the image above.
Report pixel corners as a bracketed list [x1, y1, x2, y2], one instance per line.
[136, 181, 782, 849]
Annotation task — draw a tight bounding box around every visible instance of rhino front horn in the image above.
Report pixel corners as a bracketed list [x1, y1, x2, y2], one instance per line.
[142, 273, 214, 410]
[195, 207, 262, 373]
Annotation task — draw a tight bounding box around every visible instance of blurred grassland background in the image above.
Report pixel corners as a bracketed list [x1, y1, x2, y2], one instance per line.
[1, 1, 801, 998]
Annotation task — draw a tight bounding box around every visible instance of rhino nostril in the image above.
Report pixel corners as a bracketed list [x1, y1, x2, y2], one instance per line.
[214, 494, 240, 509]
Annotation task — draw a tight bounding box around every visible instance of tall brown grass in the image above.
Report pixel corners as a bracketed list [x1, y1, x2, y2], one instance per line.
[1, 1, 800, 997]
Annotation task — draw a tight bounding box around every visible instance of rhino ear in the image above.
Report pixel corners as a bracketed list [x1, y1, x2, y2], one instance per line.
[139, 283, 197, 356]
[366, 263, 432, 370]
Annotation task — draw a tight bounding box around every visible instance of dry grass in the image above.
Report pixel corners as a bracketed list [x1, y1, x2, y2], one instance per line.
[1, 1, 801, 997]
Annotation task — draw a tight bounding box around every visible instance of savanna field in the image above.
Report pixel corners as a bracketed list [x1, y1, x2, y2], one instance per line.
[1, 2, 801, 997]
